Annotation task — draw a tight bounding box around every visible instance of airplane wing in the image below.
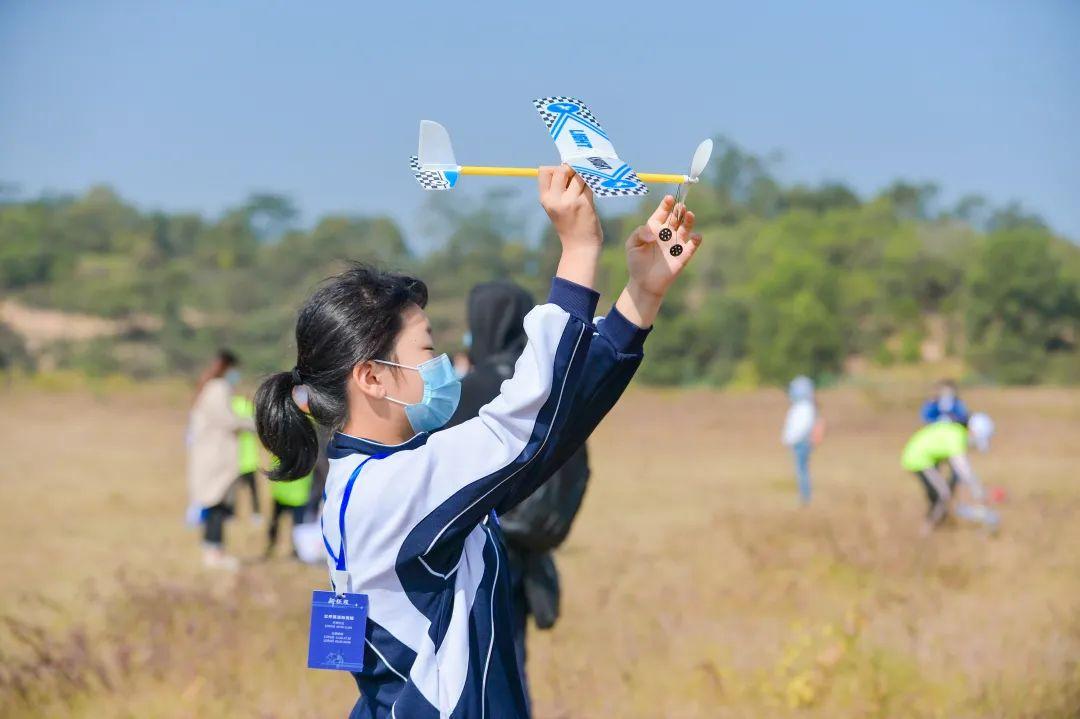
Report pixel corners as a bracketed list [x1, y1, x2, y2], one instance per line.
[533, 96, 647, 198]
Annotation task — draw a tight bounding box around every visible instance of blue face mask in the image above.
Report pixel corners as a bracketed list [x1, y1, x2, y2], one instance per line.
[225, 368, 242, 386]
[376, 354, 461, 435]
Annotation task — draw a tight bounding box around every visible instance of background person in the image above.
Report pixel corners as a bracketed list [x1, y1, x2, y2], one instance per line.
[187, 349, 255, 570]
[900, 412, 999, 534]
[265, 464, 312, 558]
[451, 350, 472, 379]
[288, 422, 333, 564]
[921, 378, 970, 424]
[781, 375, 825, 505]
[304, 422, 332, 523]
[445, 280, 592, 709]
[231, 392, 264, 524]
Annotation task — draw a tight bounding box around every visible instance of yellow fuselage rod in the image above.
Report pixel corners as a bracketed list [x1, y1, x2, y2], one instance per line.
[459, 166, 689, 185]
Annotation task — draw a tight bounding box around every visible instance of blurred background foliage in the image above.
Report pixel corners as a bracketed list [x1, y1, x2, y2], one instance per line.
[2, 136, 1077, 386]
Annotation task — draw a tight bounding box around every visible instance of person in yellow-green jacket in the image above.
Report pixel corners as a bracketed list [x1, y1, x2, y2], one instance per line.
[231, 394, 264, 523]
[901, 413, 1000, 535]
[266, 463, 313, 558]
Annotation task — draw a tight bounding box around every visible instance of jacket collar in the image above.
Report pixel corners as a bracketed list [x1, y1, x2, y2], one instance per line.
[327, 430, 430, 459]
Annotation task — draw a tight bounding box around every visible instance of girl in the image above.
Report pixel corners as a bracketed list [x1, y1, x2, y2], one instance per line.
[256, 166, 701, 718]
[187, 349, 254, 570]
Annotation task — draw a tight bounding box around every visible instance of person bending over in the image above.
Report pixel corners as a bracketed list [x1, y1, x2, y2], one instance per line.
[900, 413, 999, 535]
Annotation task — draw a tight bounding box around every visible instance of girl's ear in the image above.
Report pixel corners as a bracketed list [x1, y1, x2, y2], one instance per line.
[352, 361, 387, 401]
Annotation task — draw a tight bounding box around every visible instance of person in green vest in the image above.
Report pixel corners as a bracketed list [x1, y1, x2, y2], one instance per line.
[231, 394, 264, 523]
[900, 413, 999, 535]
[266, 462, 313, 558]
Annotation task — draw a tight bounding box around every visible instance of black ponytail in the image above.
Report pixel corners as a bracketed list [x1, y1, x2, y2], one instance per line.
[255, 370, 319, 481]
[255, 263, 427, 481]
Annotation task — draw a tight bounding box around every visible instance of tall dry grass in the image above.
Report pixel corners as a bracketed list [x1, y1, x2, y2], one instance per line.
[0, 381, 1077, 717]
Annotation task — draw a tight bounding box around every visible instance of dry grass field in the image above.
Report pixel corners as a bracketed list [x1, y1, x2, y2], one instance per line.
[1, 378, 1078, 718]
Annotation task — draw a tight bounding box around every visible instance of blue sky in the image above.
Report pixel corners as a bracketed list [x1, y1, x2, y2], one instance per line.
[1, 1, 1077, 243]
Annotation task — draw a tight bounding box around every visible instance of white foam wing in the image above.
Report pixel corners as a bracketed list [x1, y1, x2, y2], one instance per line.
[533, 96, 647, 198]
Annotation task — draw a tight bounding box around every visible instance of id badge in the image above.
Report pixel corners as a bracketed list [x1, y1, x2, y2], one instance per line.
[307, 590, 369, 671]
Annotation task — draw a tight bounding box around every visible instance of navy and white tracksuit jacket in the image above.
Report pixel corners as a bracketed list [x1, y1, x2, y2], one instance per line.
[320, 278, 648, 718]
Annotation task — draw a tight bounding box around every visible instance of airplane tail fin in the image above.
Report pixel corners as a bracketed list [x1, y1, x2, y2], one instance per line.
[409, 121, 460, 190]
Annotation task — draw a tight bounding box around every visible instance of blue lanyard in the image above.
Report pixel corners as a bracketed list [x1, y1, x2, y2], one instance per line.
[321, 455, 380, 573]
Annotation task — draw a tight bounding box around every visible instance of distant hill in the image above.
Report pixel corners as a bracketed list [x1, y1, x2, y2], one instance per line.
[2, 138, 1077, 385]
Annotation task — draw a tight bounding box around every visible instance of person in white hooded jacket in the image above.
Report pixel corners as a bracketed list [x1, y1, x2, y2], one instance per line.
[781, 375, 825, 505]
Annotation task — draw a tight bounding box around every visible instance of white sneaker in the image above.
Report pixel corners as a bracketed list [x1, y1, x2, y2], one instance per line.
[202, 546, 240, 571]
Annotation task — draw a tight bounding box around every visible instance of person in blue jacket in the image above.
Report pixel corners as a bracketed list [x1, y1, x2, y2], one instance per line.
[920, 378, 970, 425]
[254, 165, 703, 719]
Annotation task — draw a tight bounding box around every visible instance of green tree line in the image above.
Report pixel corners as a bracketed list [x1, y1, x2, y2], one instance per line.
[1, 138, 1078, 385]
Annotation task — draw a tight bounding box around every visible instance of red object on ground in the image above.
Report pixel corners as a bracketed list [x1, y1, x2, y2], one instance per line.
[988, 486, 1008, 504]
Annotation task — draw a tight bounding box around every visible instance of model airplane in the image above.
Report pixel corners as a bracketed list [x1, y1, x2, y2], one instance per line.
[410, 96, 713, 201]
[410, 97, 712, 255]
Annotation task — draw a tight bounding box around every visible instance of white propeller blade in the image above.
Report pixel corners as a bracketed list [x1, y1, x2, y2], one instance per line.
[672, 138, 713, 224]
[689, 138, 713, 182]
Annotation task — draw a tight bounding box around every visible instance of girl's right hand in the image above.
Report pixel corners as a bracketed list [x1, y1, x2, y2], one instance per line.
[538, 165, 603, 254]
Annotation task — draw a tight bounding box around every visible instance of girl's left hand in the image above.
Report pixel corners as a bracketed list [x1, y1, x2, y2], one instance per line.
[615, 196, 703, 328]
[625, 195, 702, 300]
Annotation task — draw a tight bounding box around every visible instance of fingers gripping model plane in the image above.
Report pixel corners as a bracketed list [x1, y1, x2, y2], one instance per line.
[410, 95, 713, 214]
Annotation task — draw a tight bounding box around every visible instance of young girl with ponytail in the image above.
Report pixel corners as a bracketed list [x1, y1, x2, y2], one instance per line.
[256, 165, 702, 718]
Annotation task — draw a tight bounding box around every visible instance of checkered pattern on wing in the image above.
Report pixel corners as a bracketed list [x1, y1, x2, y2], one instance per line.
[532, 96, 600, 132]
[571, 100, 600, 128]
[533, 96, 561, 131]
[409, 156, 451, 191]
[574, 166, 649, 198]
